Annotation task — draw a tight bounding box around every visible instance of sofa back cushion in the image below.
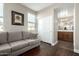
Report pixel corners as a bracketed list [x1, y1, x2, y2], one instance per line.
[22, 31, 31, 39]
[8, 31, 22, 42]
[22, 31, 38, 39]
[30, 33, 38, 39]
[0, 32, 8, 44]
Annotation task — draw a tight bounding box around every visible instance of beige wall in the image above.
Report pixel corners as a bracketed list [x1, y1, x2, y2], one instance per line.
[4, 3, 37, 32]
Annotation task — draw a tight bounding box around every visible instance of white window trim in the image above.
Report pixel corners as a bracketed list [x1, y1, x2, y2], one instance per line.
[0, 4, 4, 32]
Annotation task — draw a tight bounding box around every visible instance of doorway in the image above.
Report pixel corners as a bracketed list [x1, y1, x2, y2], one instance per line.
[54, 6, 74, 51]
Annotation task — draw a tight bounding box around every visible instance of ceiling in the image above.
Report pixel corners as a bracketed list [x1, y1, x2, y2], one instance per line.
[21, 3, 53, 11]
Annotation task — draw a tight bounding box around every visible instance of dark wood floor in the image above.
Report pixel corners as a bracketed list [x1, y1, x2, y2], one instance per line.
[20, 40, 79, 56]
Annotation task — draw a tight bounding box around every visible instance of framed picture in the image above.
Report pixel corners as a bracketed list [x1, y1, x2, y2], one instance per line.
[11, 11, 24, 26]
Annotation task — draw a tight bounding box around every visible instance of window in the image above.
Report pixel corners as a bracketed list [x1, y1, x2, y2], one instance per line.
[0, 4, 4, 31]
[28, 13, 36, 32]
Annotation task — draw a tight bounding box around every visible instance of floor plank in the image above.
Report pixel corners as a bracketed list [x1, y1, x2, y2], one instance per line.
[20, 40, 79, 56]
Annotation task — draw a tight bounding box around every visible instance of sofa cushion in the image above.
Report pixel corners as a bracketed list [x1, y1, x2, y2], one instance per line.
[8, 31, 22, 42]
[22, 31, 31, 39]
[0, 43, 11, 55]
[0, 32, 8, 44]
[23, 32, 38, 39]
[9, 40, 29, 52]
[24, 39, 40, 45]
[30, 33, 38, 39]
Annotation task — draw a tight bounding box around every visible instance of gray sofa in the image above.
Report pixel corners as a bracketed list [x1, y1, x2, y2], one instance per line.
[0, 31, 40, 56]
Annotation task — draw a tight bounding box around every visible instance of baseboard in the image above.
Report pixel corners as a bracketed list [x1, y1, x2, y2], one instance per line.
[40, 40, 58, 46]
[74, 49, 79, 53]
[41, 41, 51, 45]
[51, 41, 58, 46]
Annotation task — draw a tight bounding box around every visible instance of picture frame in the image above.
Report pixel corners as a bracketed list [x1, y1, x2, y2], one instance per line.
[11, 11, 24, 26]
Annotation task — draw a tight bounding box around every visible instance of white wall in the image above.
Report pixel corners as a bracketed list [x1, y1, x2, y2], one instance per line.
[4, 3, 37, 32]
[74, 3, 79, 53]
[37, 6, 56, 45]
